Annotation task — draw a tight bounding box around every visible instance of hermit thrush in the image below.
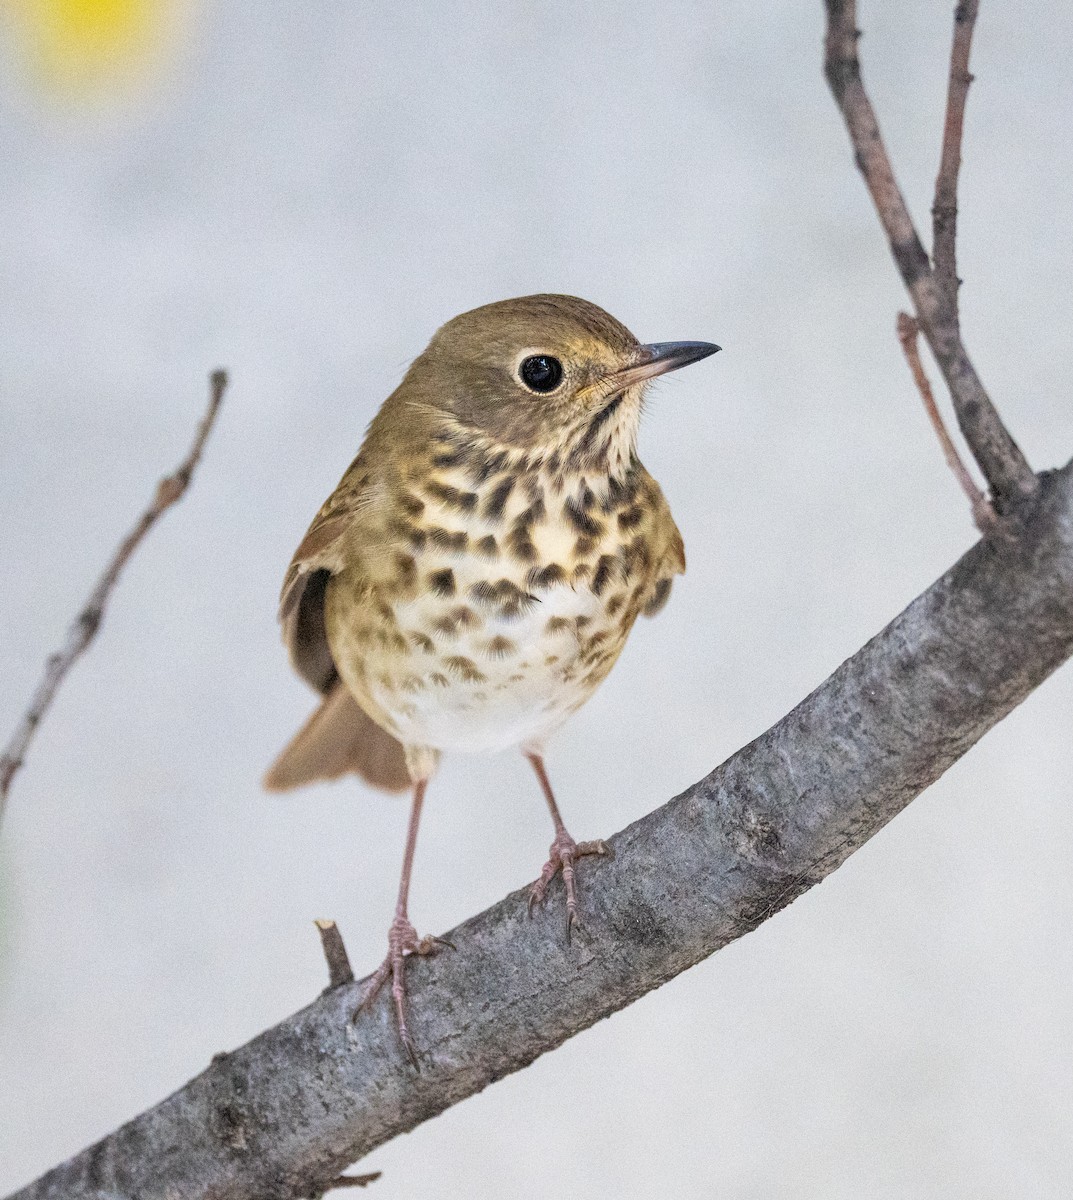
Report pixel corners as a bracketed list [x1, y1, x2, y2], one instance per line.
[266, 295, 718, 1061]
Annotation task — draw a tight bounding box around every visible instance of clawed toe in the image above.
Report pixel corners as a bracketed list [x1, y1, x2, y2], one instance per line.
[528, 829, 611, 937]
[354, 914, 449, 1068]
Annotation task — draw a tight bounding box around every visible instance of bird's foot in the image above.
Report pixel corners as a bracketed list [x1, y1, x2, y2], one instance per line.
[355, 913, 453, 1067]
[528, 829, 611, 939]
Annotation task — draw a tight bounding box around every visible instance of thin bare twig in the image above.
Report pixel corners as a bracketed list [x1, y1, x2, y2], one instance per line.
[897, 312, 995, 532]
[315, 920, 356, 990]
[0, 370, 228, 829]
[823, 0, 1036, 506]
[932, 0, 979, 313]
[327, 1174, 381, 1190]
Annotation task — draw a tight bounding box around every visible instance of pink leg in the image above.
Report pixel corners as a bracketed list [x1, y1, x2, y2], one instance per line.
[357, 779, 452, 1066]
[526, 753, 610, 938]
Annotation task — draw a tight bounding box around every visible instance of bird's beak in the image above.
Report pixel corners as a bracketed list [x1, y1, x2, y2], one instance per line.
[608, 341, 721, 391]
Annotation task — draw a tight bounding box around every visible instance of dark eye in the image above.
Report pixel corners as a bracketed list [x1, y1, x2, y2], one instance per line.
[519, 355, 563, 393]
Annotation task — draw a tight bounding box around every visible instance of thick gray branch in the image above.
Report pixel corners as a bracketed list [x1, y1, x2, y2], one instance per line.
[9, 461, 1073, 1200]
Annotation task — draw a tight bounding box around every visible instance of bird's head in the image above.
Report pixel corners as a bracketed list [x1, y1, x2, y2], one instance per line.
[399, 294, 719, 477]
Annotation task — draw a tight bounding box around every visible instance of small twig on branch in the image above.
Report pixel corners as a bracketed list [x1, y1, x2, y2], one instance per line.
[0, 370, 228, 829]
[327, 1174, 381, 1191]
[823, 0, 1036, 506]
[315, 920, 356, 990]
[932, 0, 979, 313]
[897, 312, 996, 533]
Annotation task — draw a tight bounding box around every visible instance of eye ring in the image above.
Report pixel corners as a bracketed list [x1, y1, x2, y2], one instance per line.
[519, 354, 564, 393]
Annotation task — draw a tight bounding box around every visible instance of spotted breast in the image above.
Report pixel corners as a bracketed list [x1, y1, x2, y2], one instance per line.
[322, 427, 684, 779]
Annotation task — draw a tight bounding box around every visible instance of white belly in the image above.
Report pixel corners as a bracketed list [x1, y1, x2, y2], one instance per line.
[369, 572, 609, 753]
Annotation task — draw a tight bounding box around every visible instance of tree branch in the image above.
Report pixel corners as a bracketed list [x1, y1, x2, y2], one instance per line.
[315, 920, 356, 991]
[823, 0, 1035, 506]
[0, 370, 228, 830]
[896, 311, 995, 532]
[932, 0, 978, 313]
[8, 461, 1073, 1200]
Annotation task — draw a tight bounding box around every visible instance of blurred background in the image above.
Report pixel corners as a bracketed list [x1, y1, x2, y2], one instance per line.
[1, 1, 1071, 1196]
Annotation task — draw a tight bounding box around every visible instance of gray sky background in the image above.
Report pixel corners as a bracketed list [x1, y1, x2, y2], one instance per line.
[1, 2, 1072, 1196]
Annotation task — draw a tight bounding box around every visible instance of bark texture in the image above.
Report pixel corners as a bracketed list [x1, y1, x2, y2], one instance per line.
[10, 461, 1073, 1200]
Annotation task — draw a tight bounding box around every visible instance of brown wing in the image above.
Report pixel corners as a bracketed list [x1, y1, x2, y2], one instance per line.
[639, 470, 686, 619]
[279, 506, 354, 693]
[269, 462, 410, 792]
[278, 447, 382, 692]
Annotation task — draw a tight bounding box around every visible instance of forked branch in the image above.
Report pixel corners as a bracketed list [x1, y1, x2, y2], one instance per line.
[823, 0, 1035, 506]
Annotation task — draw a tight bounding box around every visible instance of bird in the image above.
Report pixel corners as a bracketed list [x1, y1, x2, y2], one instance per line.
[265, 294, 719, 1061]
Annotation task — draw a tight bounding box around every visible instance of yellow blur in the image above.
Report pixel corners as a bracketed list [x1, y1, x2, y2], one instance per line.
[9, 0, 186, 99]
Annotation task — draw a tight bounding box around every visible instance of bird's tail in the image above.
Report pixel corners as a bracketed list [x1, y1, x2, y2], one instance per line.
[264, 683, 410, 794]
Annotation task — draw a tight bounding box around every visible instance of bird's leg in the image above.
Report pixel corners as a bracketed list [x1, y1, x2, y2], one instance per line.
[357, 778, 450, 1066]
[525, 752, 610, 937]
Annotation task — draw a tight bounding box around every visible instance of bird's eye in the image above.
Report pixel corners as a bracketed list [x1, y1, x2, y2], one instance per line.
[519, 355, 563, 393]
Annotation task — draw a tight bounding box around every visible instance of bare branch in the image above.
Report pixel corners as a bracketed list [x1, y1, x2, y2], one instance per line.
[932, 0, 979, 313]
[315, 920, 356, 990]
[328, 1174, 381, 1191]
[0, 370, 228, 829]
[9, 461, 1073, 1200]
[896, 312, 995, 532]
[823, 0, 1036, 505]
